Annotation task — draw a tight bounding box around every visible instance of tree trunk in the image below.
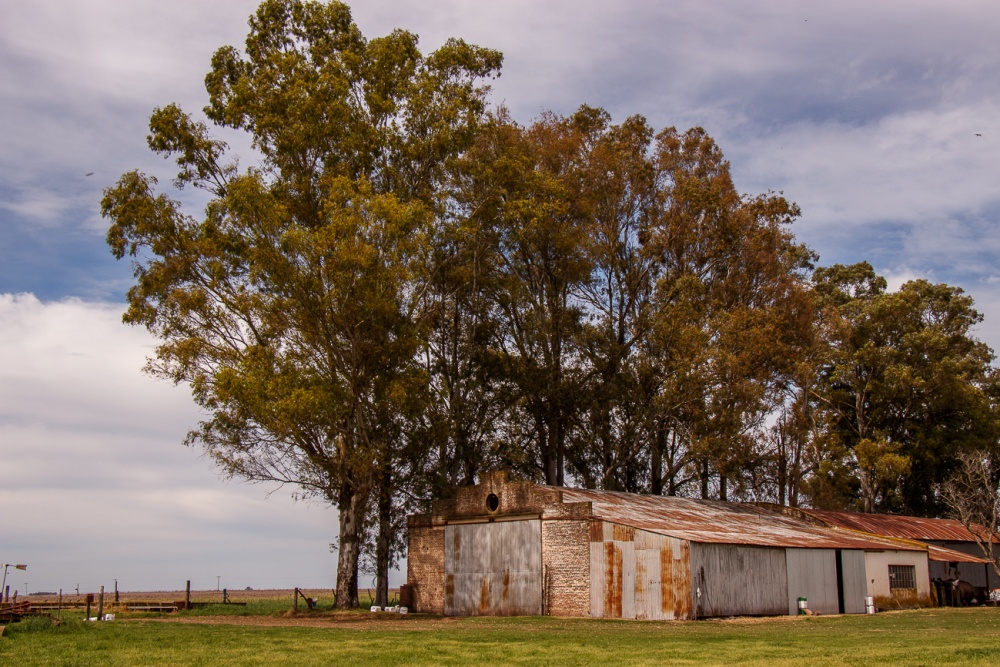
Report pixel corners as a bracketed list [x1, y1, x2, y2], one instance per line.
[651, 438, 662, 495]
[375, 469, 392, 608]
[335, 481, 363, 609]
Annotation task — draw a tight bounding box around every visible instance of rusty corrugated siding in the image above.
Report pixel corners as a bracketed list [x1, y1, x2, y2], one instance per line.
[927, 544, 993, 563]
[796, 509, 998, 543]
[591, 523, 692, 620]
[690, 543, 788, 617]
[589, 520, 604, 543]
[557, 488, 927, 552]
[443, 520, 543, 616]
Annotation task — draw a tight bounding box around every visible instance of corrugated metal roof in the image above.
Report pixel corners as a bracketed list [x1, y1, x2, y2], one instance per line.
[926, 544, 993, 564]
[795, 509, 997, 543]
[554, 488, 926, 552]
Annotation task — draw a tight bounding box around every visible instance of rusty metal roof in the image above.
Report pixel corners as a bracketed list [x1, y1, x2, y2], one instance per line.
[926, 544, 993, 564]
[555, 487, 926, 552]
[794, 509, 997, 544]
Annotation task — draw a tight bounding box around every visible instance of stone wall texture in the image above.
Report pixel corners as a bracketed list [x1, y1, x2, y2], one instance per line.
[406, 516, 445, 614]
[542, 518, 591, 616]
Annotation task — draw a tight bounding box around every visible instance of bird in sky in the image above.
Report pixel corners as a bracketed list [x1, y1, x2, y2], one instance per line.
[85, 172, 94, 176]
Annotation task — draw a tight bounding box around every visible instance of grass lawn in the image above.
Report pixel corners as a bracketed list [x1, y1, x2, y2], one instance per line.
[3, 607, 1000, 666]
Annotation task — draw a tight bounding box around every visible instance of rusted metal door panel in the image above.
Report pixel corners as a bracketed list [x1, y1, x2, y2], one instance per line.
[498, 521, 542, 615]
[621, 541, 636, 619]
[691, 543, 787, 617]
[635, 547, 663, 620]
[634, 547, 648, 620]
[590, 541, 605, 617]
[603, 540, 623, 617]
[672, 541, 692, 619]
[444, 520, 542, 616]
[591, 527, 692, 620]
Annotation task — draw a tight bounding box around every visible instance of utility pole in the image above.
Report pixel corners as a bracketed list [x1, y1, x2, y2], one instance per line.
[1, 563, 27, 601]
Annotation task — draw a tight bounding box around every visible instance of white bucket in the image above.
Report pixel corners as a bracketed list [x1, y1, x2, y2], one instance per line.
[865, 597, 876, 614]
[370, 606, 381, 613]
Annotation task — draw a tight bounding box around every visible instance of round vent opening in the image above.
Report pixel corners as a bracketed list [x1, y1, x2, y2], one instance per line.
[486, 493, 500, 512]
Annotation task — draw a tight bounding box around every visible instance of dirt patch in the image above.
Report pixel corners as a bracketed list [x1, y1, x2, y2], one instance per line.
[129, 613, 456, 631]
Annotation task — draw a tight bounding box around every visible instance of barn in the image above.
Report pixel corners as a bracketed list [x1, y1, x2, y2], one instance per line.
[781, 508, 997, 592]
[406, 472, 931, 619]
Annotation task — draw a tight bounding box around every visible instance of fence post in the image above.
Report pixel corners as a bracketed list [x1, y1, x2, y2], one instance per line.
[185, 580, 191, 610]
[98, 586, 105, 620]
[294, 588, 299, 612]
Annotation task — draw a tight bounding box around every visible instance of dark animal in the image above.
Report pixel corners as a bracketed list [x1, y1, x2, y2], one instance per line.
[950, 579, 976, 606]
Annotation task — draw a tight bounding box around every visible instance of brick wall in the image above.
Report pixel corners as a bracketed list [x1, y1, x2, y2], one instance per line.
[405, 471, 595, 617]
[406, 515, 445, 614]
[543, 518, 591, 617]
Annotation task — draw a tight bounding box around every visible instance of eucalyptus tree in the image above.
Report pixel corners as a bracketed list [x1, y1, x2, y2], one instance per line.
[641, 127, 814, 501]
[102, 0, 501, 607]
[570, 108, 659, 492]
[461, 110, 595, 486]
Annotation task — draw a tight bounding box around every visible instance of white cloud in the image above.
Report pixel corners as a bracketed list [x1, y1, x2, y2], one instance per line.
[0, 294, 347, 592]
[2, 0, 1000, 592]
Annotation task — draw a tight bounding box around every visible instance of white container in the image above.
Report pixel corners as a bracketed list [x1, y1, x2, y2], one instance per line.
[370, 606, 381, 612]
[865, 596, 876, 614]
[399, 606, 408, 615]
[103, 613, 115, 621]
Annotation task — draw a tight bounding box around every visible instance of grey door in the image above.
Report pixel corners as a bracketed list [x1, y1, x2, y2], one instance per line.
[838, 550, 868, 614]
[444, 520, 542, 616]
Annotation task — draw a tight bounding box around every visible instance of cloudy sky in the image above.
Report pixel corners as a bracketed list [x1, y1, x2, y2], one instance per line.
[2, 0, 998, 595]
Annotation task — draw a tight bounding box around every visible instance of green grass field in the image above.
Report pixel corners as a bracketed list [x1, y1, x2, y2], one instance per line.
[3, 605, 1000, 666]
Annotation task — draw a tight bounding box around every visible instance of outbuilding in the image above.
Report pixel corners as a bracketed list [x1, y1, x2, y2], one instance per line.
[406, 472, 931, 619]
[779, 508, 998, 592]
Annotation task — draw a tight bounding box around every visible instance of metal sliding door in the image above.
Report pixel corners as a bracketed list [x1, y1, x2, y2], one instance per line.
[444, 520, 542, 616]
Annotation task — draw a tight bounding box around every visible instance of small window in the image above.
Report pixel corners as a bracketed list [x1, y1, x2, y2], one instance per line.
[888, 565, 916, 591]
[486, 493, 500, 512]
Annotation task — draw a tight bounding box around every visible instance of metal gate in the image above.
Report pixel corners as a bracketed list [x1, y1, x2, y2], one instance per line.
[444, 520, 542, 616]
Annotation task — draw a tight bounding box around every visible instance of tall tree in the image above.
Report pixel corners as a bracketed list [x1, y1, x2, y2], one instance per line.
[641, 127, 814, 501]
[462, 110, 594, 486]
[809, 263, 1000, 514]
[939, 449, 1000, 578]
[571, 109, 658, 492]
[102, 0, 500, 607]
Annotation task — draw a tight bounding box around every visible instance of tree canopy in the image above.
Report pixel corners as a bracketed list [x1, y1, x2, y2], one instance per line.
[104, 0, 1000, 605]
[103, 0, 501, 607]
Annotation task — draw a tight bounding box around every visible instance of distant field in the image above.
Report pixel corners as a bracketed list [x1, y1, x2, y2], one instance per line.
[3, 596, 1000, 666]
[18, 588, 377, 615]
[20, 588, 352, 605]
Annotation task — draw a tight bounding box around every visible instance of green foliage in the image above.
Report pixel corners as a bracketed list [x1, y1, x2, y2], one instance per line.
[104, 2, 1000, 616]
[5, 609, 1000, 666]
[103, 0, 500, 608]
[805, 263, 1000, 513]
